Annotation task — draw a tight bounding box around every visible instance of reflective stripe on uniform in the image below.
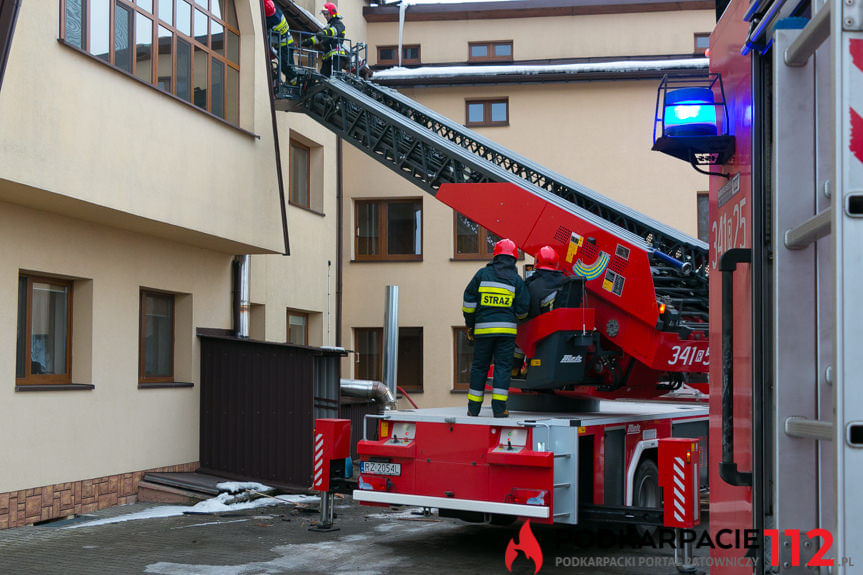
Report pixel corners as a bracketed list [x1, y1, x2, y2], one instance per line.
[478, 281, 515, 293]
[492, 387, 509, 398]
[273, 17, 289, 34]
[323, 49, 346, 59]
[492, 393, 508, 402]
[462, 301, 477, 313]
[540, 292, 556, 307]
[467, 389, 484, 402]
[474, 322, 517, 335]
[516, 312, 528, 320]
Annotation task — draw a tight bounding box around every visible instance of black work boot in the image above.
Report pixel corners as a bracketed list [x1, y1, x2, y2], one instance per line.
[493, 409, 509, 418]
[467, 403, 481, 417]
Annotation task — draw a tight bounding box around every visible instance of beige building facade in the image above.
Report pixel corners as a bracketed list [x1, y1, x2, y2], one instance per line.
[0, 0, 344, 528]
[340, 0, 713, 408]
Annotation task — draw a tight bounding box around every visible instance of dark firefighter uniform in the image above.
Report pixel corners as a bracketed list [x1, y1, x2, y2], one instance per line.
[525, 268, 583, 319]
[303, 3, 346, 77]
[463, 254, 529, 417]
[264, 0, 295, 83]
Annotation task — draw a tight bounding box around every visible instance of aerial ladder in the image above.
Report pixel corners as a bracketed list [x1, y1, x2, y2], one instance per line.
[270, 29, 711, 545]
[274, 35, 710, 401]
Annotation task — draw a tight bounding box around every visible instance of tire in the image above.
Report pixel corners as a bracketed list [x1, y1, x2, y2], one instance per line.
[633, 458, 661, 509]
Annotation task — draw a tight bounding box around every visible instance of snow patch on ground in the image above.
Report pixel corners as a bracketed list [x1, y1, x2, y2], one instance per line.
[64, 494, 320, 529]
[215, 481, 274, 494]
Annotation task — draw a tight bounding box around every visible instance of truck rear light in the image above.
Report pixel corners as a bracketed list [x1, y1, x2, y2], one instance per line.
[358, 474, 391, 492]
[505, 488, 548, 506]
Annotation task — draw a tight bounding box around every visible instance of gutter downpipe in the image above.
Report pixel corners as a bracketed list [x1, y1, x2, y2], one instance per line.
[234, 255, 251, 338]
[336, 138, 343, 346]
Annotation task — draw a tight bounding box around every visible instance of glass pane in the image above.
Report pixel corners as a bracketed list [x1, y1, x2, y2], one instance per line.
[397, 327, 422, 391]
[137, 0, 153, 13]
[64, 0, 85, 49]
[226, 65, 238, 124]
[177, 0, 191, 35]
[355, 329, 381, 380]
[114, 3, 133, 73]
[467, 102, 484, 124]
[143, 293, 173, 378]
[288, 314, 306, 345]
[379, 47, 395, 62]
[403, 46, 419, 60]
[156, 26, 173, 91]
[486, 227, 501, 254]
[470, 44, 487, 58]
[387, 201, 421, 255]
[194, 0, 208, 8]
[193, 47, 208, 110]
[158, 0, 173, 25]
[290, 144, 310, 207]
[135, 13, 154, 83]
[226, 30, 239, 63]
[226, 0, 237, 28]
[211, 58, 224, 118]
[697, 193, 709, 242]
[455, 330, 473, 385]
[212, 0, 224, 19]
[30, 282, 68, 376]
[491, 101, 507, 123]
[456, 214, 479, 255]
[176, 38, 191, 101]
[16, 278, 26, 378]
[89, 0, 110, 61]
[211, 20, 224, 56]
[494, 43, 512, 57]
[357, 203, 379, 256]
[194, 8, 208, 46]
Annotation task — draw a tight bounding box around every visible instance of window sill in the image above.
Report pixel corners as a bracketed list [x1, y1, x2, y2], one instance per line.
[450, 389, 469, 394]
[351, 258, 424, 263]
[465, 123, 509, 128]
[138, 382, 195, 389]
[57, 39, 259, 140]
[289, 202, 325, 217]
[16, 383, 95, 392]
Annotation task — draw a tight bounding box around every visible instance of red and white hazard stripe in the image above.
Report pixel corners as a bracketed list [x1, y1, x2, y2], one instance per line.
[672, 456, 687, 523]
[313, 432, 325, 490]
[848, 39, 863, 169]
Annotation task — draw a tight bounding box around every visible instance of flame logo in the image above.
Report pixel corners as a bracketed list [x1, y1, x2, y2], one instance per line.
[505, 520, 543, 574]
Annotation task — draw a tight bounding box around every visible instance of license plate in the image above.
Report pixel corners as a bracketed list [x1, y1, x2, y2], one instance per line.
[361, 461, 401, 476]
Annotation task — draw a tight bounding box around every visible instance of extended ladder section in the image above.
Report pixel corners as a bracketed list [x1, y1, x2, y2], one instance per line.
[275, 72, 708, 323]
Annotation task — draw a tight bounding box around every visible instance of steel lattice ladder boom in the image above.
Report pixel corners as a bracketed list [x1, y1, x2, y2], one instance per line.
[275, 73, 710, 388]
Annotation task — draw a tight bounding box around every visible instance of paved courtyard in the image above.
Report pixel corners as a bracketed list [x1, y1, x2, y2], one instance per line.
[0, 494, 711, 574]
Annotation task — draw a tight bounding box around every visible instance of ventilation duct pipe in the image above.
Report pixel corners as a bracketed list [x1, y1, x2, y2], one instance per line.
[340, 379, 396, 409]
[233, 255, 251, 338]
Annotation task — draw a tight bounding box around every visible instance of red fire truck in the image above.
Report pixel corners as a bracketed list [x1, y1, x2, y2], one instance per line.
[705, 0, 861, 572]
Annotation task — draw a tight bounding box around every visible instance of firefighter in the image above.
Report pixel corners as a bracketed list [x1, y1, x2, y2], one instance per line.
[525, 245, 582, 319]
[302, 2, 346, 77]
[463, 238, 529, 418]
[264, 0, 296, 85]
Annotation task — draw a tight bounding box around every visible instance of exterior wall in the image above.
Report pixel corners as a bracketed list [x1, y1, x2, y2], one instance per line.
[0, 0, 344, 529]
[0, 1, 284, 254]
[0, 202, 232, 494]
[253, 112, 340, 346]
[341, 6, 711, 409]
[366, 10, 715, 65]
[0, 462, 197, 530]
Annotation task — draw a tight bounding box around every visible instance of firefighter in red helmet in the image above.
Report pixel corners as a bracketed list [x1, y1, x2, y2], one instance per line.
[525, 245, 583, 319]
[302, 2, 346, 77]
[263, 0, 296, 84]
[462, 238, 529, 417]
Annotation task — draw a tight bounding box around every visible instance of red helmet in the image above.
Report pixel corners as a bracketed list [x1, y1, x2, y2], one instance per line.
[535, 245, 559, 271]
[264, 0, 276, 17]
[493, 238, 518, 259]
[322, 2, 339, 17]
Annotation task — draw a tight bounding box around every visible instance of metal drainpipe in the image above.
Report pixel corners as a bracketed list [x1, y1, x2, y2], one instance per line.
[340, 379, 396, 409]
[382, 286, 399, 400]
[234, 255, 251, 338]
